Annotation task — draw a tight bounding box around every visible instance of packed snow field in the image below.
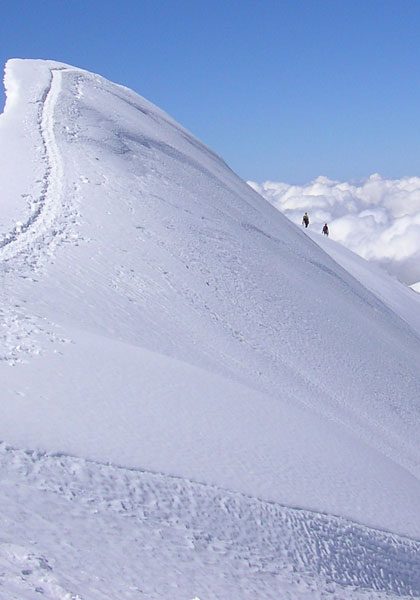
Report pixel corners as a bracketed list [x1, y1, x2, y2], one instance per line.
[1, 443, 419, 599]
[0, 59, 420, 598]
[249, 176, 420, 288]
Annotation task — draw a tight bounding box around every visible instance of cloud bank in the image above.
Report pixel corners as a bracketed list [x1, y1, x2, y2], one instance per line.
[249, 174, 420, 287]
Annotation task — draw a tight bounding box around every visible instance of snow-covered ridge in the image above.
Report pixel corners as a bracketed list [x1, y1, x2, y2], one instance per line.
[1, 57, 420, 529]
[249, 174, 420, 286]
[0, 59, 420, 597]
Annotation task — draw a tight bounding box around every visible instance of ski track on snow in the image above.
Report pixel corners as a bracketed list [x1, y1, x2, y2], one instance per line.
[0, 443, 419, 599]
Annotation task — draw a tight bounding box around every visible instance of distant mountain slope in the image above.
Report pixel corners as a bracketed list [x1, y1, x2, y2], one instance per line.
[1, 59, 420, 545]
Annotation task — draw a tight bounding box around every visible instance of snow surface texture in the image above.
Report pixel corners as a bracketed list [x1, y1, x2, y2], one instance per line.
[249, 175, 420, 286]
[0, 443, 419, 600]
[1, 59, 420, 598]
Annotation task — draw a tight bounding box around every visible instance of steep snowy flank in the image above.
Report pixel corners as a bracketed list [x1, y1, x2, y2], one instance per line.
[0, 59, 420, 598]
[306, 230, 420, 340]
[249, 175, 420, 286]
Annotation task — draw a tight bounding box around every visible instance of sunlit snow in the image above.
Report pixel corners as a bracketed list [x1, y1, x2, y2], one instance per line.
[0, 59, 419, 599]
[249, 174, 420, 286]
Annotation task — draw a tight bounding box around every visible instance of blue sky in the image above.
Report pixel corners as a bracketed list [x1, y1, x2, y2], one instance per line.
[1, 0, 420, 183]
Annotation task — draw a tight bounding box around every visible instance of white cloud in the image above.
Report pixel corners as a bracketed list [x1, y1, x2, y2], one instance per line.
[249, 174, 420, 285]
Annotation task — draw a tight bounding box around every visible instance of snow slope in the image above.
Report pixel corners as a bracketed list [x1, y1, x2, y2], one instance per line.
[305, 230, 420, 340]
[1, 59, 420, 598]
[0, 443, 419, 600]
[249, 175, 420, 286]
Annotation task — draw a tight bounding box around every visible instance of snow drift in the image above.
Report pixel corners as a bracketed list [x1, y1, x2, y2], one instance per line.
[0, 59, 420, 598]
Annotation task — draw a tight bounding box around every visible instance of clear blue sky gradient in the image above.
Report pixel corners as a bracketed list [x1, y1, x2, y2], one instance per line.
[1, 0, 420, 183]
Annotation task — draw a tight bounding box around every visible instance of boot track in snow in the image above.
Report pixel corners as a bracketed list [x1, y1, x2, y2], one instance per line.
[0, 67, 73, 268]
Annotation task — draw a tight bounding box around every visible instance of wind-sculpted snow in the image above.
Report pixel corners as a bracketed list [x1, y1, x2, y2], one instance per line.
[1, 59, 420, 597]
[0, 443, 419, 599]
[249, 175, 420, 285]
